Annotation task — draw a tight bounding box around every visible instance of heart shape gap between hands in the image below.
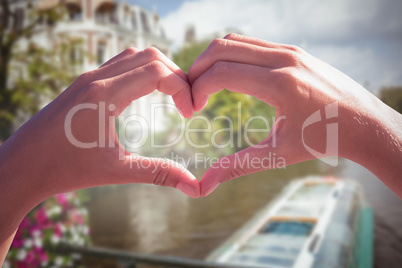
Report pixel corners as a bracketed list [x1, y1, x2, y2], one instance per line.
[110, 34, 348, 198]
[18, 34, 369, 202]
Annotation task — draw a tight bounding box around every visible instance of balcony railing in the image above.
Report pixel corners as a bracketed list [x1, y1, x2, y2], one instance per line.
[54, 244, 258, 268]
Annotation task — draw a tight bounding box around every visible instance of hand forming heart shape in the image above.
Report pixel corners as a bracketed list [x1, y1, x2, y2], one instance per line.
[109, 33, 358, 198]
[185, 33, 350, 197]
[2, 34, 377, 207]
[2, 33, 402, 267]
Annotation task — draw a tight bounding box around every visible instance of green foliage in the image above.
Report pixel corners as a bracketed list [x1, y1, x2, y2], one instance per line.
[173, 41, 210, 73]
[380, 86, 402, 114]
[0, 0, 74, 140]
[11, 40, 80, 116]
[173, 41, 276, 155]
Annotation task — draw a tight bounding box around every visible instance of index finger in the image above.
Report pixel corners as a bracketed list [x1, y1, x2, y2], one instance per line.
[98, 60, 194, 118]
[223, 33, 295, 50]
[99, 47, 188, 83]
[188, 38, 290, 85]
[191, 61, 286, 111]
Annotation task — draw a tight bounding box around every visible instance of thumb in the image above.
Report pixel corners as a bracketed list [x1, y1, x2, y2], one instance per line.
[118, 155, 200, 198]
[200, 142, 281, 197]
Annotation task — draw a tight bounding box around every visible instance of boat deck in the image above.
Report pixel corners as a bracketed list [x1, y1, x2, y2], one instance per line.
[206, 177, 372, 268]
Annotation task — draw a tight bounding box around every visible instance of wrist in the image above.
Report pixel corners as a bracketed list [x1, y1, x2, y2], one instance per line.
[341, 93, 402, 197]
[0, 138, 47, 234]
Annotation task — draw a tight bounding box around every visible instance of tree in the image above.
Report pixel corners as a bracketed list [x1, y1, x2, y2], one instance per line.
[0, 0, 76, 140]
[380, 86, 402, 114]
[173, 40, 276, 156]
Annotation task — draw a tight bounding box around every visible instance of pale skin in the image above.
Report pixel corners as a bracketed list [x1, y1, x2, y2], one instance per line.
[188, 34, 402, 197]
[1, 34, 402, 264]
[0, 47, 199, 263]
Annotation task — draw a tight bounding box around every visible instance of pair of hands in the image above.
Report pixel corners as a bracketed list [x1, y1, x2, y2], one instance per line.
[0, 34, 400, 208]
[2, 33, 402, 266]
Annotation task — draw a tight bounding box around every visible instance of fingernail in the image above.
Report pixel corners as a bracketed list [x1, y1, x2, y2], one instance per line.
[177, 182, 198, 198]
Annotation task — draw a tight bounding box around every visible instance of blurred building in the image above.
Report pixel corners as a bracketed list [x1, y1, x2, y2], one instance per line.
[47, 0, 169, 69]
[184, 25, 196, 45]
[3, 0, 175, 138]
[9, 0, 171, 69]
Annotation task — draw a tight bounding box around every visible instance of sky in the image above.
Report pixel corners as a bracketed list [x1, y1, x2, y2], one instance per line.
[127, 0, 402, 94]
[127, 0, 191, 16]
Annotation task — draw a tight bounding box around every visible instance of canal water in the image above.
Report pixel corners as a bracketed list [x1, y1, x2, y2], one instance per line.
[87, 158, 402, 268]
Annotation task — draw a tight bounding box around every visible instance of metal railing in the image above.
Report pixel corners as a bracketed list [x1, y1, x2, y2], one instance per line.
[55, 244, 257, 268]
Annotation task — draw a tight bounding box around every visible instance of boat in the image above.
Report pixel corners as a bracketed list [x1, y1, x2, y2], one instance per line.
[205, 176, 373, 268]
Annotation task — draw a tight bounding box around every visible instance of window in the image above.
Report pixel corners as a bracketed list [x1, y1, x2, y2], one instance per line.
[95, 3, 117, 24]
[123, 6, 130, 26]
[131, 11, 137, 30]
[140, 11, 150, 33]
[70, 42, 83, 65]
[260, 221, 315, 237]
[97, 42, 106, 65]
[66, 4, 82, 21]
[160, 27, 166, 38]
[110, 8, 118, 24]
[38, 14, 44, 24]
[46, 14, 55, 26]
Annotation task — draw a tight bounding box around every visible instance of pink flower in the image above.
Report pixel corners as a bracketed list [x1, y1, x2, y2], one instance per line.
[29, 224, 42, 234]
[34, 247, 48, 263]
[56, 193, 69, 209]
[14, 217, 30, 240]
[24, 251, 36, 264]
[7, 191, 90, 267]
[39, 252, 48, 264]
[16, 261, 30, 268]
[54, 223, 63, 238]
[11, 237, 24, 248]
[14, 228, 23, 241]
[35, 207, 48, 225]
[70, 210, 85, 225]
[12, 218, 30, 248]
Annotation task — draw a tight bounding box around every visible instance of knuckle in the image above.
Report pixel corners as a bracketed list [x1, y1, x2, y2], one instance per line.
[147, 60, 167, 76]
[282, 67, 298, 81]
[281, 49, 302, 66]
[83, 80, 106, 100]
[82, 83, 98, 100]
[144, 46, 162, 59]
[152, 166, 170, 186]
[286, 44, 302, 53]
[124, 47, 138, 55]
[210, 61, 230, 82]
[77, 71, 94, 84]
[272, 68, 299, 90]
[208, 38, 228, 54]
[210, 38, 221, 48]
[228, 167, 246, 180]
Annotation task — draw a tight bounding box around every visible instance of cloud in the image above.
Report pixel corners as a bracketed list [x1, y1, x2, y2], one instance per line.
[161, 0, 402, 92]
